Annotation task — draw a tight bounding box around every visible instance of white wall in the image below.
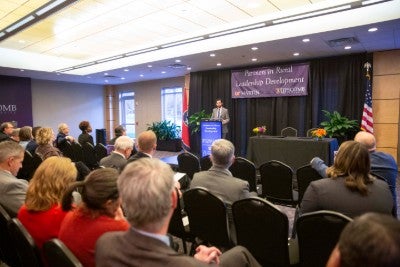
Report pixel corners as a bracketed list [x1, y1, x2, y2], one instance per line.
[31, 79, 104, 142]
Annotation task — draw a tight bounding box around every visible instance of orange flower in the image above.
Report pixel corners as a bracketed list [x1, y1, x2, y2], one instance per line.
[312, 128, 327, 138]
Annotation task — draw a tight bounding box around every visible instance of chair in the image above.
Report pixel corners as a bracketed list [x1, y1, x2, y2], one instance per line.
[296, 210, 352, 267]
[259, 160, 298, 207]
[94, 143, 108, 163]
[17, 150, 38, 181]
[168, 189, 194, 254]
[43, 238, 83, 267]
[59, 141, 74, 161]
[281, 127, 298, 137]
[229, 157, 257, 193]
[81, 142, 98, 169]
[296, 164, 323, 203]
[306, 128, 318, 137]
[71, 142, 84, 163]
[232, 197, 291, 267]
[0, 205, 21, 267]
[177, 152, 201, 180]
[200, 155, 212, 171]
[183, 187, 233, 249]
[8, 218, 44, 267]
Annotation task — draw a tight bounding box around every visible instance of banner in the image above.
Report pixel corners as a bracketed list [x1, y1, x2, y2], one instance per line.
[231, 63, 309, 98]
[182, 88, 190, 149]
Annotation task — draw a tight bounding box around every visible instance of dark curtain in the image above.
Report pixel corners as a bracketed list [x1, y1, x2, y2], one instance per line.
[189, 53, 371, 156]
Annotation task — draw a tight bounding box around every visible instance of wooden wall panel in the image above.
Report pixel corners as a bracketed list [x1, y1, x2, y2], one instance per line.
[373, 75, 400, 99]
[374, 50, 400, 75]
[374, 99, 399, 123]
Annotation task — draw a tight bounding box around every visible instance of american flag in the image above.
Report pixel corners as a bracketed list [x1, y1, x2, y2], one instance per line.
[361, 63, 373, 133]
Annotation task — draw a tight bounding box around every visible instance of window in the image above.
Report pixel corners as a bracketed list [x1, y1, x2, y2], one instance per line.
[161, 87, 182, 136]
[119, 91, 135, 138]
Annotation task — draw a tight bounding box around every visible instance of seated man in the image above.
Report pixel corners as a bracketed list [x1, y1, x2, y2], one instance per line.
[109, 125, 126, 145]
[0, 122, 14, 143]
[100, 136, 134, 172]
[0, 141, 27, 216]
[127, 130, 156, 163]
[311, 131, 398, 216]
[326, 212, 400, 267]
[96, 158, 261, 267]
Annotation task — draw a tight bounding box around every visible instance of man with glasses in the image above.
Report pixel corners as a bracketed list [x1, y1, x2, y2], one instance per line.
[0, 122, 14, 143]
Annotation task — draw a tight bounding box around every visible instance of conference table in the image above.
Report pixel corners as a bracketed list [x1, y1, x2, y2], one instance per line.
[246, 136, 339, 170]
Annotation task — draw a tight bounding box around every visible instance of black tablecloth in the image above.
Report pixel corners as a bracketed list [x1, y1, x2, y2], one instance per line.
[246, 136, 339, 170]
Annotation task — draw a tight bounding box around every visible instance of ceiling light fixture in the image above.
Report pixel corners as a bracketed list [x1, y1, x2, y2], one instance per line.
[251, 58, 257, 62]
[160, 37, 205, 48]
[161, 71, 166, 74]
[362, 0, 388, 5]
[209, 23, 266, 38]
[210, 53, 216, 57]
[147, 65, 152, 68]
[36, 0, 67, 16]
[5, 16, 35, 33]
[344, 46, 352, 49]
[140, 74, 144, 77]
[125, 47, 158, 57]
[187, 67, 192, 70]
[175, 59, 181, 63]
[302, 38, 310, 42]
[217, 63, 222, 66]
[368, 27, 378, 32]
[251, 47, 258, 51]
[124, 69, 129, 72]
[293, 52, 300, 56]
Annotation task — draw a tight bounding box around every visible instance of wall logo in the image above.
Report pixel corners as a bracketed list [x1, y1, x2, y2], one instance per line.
[0, 104, 17, 114]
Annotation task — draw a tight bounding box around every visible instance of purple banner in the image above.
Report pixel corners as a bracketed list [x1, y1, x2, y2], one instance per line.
[0, 75, 33, 127]
[231, 63, 309, 98]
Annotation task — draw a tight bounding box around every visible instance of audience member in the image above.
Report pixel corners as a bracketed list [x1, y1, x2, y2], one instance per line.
[100, 136, 134, 171]
[56, 123, 75, 151]
[60, 168, 129, 267]
[18, 157, 77, 249]
[19, 126, 33, 149]
[311, 131, 398, 216]
[109, 125, 126, 145]
[326, 212, 400, 267]
[10, 127, 20, 142]
[0, 141, 27, 216]
[96, 158, 261, 267]
[26, 126, 41, 154]
[301, 141, 393, 218]
[127, 130, 156, 163]
[78, 120, 94, 146]
[0, 122, 13, 142]
[35, 127, 62, 160]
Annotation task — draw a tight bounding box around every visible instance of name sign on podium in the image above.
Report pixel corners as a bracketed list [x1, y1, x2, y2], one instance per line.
[200, 119, 222, 157]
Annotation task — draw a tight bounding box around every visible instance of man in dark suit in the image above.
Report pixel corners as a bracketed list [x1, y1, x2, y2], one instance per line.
[96, 158, 261, 267]
[0, 141, 27, 217]
[127, 130, 157, 163]
[100, 136, 134, 172]
[211, 98, 230, 139]
[0, 122, 14, 142]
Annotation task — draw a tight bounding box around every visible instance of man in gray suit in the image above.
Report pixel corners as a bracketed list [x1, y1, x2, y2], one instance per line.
[96, 158, 261, 267]
[100, 136, 134, 171]
[211, 98, 230, 139]
[0, 141, 27, 216]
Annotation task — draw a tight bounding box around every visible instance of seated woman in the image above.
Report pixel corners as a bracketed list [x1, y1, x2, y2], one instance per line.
[17, 157, 77, 249]
[59, 168, 129, 267]
[35, 127, 62, 160]
[78, 120, 94, 146]
[300, 141, 393, 218]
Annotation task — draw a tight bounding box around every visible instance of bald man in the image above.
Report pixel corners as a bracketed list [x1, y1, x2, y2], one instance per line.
[310, 131, 398, 216]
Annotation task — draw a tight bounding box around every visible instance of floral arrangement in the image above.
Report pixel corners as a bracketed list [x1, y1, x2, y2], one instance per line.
[312, 128, 327, 138]
[252, 126, 267, 135]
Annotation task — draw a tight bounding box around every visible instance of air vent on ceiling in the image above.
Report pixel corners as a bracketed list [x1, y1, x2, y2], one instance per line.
[103, 75, 120, 79]
[167, 63, 187, 69]
[326, 37, 359, 47]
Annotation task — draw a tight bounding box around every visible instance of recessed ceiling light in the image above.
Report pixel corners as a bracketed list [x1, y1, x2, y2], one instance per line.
[104, 72, 108, 75]
[147, 65, 152, 68]
[251, 58, 257, 62]
[140, 74, 144, 77]
[293, 52, 300, 56]
[251, 47, 258, 51]
[187, 67, 192, 70]
[56, 73, 60, 75]
[121, 77, 125, 80]
[87, 76, 91, 78]
[368, 27, 378, 32]
[302, 38, 310, 42]
[105, 80, 109, 83]
[217, 63, 221, 66]
[344, 46, 351, 50]
[210, 53, 216, 57]
[20, 69, 24, 72]
[124, 69, 129, 72]
[161, 71, 166, 74]
[175, 59, 181, 63]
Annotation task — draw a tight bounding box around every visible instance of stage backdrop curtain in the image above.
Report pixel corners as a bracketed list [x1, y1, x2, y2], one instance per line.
[189, 53, 371, 156]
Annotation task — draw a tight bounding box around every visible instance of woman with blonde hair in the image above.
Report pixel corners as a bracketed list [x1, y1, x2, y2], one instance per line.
[18, 157, 77, 249]
[35, 127, 62, 160]
[301, 141, 393, 218]
[59, 168, 129, 267]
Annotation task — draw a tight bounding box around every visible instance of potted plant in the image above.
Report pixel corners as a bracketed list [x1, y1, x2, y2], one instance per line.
[188, 110, 211, 134]
[147, 120, 182, 152]
[320, 110, 359, 143]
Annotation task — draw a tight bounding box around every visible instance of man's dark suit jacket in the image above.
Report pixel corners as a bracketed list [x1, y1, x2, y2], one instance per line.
[127, 151, 150, 163]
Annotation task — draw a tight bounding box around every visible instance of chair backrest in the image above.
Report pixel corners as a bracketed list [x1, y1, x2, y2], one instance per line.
[43, 238, 83, 267]
[8, 218, 44, 267]
[200, 155, 212, 171]
[306, 128, 318, 137]
[0, 205, 21, 267]
[71, 142, 84, 162]
[296, 210, 352, 267]
[296, 164, 323, 203]
[94, 143, 108, 163]
[59, 141, 74, 161]
[281, 127, 298, 137]
[232, 197, 290, 267]
[260, 160, 297, 206]
[229, 157, 257, 192]
[81, 142, 98, 169]
[183, 187, 232, 248]
[177, 152, 201, 179]
[17, 150, 36, 181]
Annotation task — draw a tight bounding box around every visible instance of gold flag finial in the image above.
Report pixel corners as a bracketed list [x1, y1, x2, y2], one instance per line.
[364, 62, 371, 79]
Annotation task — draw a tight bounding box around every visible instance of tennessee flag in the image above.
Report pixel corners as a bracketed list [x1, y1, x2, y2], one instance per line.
[182, 88, 190, 149]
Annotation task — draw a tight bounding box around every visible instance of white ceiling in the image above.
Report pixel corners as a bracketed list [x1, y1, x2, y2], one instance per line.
[0, 0, 399, 85]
